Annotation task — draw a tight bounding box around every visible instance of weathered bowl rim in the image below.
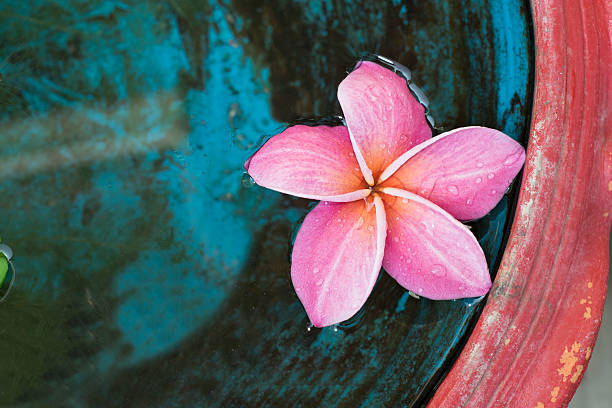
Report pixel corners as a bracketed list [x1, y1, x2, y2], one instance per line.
[430, 0, 612, 406]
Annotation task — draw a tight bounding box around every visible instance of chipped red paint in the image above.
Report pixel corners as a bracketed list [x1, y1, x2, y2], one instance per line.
[429, 0, 612, 407]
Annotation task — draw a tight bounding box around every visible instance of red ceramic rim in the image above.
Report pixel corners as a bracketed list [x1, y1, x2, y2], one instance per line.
[429, 0, 612, 406]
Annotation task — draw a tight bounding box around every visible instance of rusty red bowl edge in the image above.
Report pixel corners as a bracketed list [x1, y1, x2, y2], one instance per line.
[429, 0, 612, 406]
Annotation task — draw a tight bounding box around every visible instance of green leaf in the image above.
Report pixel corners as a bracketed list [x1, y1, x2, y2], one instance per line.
[0, 256, 7, 284]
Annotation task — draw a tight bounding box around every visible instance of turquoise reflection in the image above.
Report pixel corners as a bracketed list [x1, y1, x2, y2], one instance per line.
[113, 6, 280, 362]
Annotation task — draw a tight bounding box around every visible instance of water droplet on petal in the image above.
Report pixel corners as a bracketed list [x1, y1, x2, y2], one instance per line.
[393, 236, 399, 242]
[503, 151, 523, 166]
[475, 177, 482, 184]
[431, 264, 447, 277]
[385, 104, 392, 111]
[466, 199, 473, 205]
[313, 267, 320, 274]
[487, 173, 495, 180]
[402, 198, 409, 204]
[491, 189, 497, 195]
[447, 185, 459, 195]
[477, 162, 484, 168]
[316, 279, 324, 286]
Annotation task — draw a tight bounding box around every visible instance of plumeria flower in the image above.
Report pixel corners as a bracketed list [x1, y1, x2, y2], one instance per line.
[244, 61, 525, 327]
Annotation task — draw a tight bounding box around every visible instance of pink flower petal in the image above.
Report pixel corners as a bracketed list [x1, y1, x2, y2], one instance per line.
[291, 196, 387, 327]
[245, 125, 370, 202]
[380, 187, 491, 300]
[337, 61, 431, 183]
[379, 126, 525, 220]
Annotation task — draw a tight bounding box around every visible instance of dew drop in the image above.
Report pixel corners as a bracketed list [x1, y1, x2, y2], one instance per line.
[395, 216, 400, 221]
[475, 177, 482, 184]
[385, 104, 393, 111]
[466, 198, 473, 205]
[487, 173, 495, 180]
[307, 324, 314, 332]
[491, 189, 497, 194]
[402, 198, 409, 204]
[367, 225, 374, 232]
[393, 236, 399, 243]
[316, 279, 324, 286]
[431, 264, 447, 277]
[503, 151, 522, 166]
[477, 162, 484, 168]
[313, 267, 320, 274]
[241, 173, 256, 187]
[447, 185, 459, 195]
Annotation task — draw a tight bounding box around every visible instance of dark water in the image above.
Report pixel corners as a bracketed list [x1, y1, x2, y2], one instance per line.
[0, 1, 533, 406]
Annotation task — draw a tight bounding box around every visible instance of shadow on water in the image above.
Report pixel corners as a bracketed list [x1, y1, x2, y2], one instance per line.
[0, 0, 533, 406]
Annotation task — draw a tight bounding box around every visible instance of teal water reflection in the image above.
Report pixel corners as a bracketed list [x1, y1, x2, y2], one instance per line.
[0, 0, 532, 406]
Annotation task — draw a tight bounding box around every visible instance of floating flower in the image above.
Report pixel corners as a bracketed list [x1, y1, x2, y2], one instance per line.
[245, 60, 525, 327]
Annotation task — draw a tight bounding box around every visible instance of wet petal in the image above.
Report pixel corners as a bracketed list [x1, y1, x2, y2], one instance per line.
[381, 187, 491, 300]
[337, 61, 431, 183]
[291, 196, 386, 327]
[245, 125, 370, 202]
[379, 126, 525, 220]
